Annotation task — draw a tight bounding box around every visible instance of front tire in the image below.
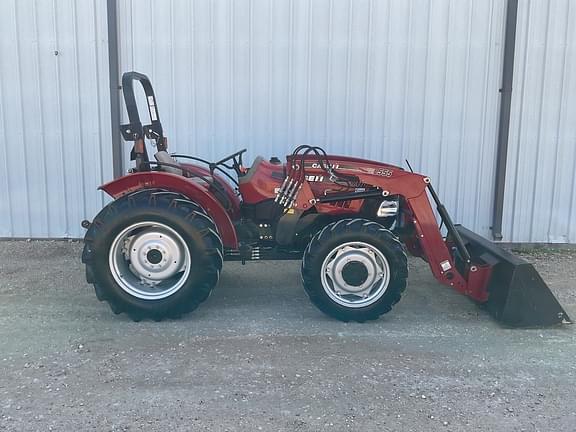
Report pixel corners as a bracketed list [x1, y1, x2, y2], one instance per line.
[301, 218, 408, 322]
[82, 189, 223, 321]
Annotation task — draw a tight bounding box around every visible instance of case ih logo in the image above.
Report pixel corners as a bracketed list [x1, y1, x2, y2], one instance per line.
[375, 168, 393, 177]
[310, 162, 339, 169]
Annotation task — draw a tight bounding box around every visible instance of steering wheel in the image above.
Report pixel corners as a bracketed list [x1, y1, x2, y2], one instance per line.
[210, 148, 247, 176]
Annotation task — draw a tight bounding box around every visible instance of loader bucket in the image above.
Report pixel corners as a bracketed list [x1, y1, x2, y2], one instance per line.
[455, 226, 571, 327]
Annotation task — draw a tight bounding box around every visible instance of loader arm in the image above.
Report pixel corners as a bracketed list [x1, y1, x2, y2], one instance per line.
[289, 164, 570, 327]
[289, 168, 481, 296]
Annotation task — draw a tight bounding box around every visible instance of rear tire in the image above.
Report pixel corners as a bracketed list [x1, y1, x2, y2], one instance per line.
[82, 189, 223, 321]
[301, 218, 408, 322]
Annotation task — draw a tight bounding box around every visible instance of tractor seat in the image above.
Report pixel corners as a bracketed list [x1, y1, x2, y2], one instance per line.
[154, 151, 184, 176]
[154, 150, 234, 211]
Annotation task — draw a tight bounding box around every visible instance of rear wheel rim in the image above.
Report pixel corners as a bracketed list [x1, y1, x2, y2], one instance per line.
[109, 221, 191, 300]
[320, 241, 390, 308]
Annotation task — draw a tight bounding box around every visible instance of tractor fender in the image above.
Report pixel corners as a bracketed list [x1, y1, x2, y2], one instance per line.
[99, 172, 238, 248]
[179, 162, 241, 220]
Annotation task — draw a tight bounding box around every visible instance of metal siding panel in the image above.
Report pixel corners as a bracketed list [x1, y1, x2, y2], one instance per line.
[561, 3, 576, 243]
[1, 0, 572, 243]
[116, 0, 506, 238]
[504, 0, 576, 242]
[0, 0, 112, 238]
[1, 0, 32, 237]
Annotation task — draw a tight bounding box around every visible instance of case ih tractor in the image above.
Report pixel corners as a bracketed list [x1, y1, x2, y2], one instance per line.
[82, 72, 570, 326]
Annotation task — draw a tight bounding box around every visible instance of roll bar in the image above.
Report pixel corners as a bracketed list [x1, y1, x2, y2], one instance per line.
[120, 72, 167, 170]
[120, 72, 164, 142]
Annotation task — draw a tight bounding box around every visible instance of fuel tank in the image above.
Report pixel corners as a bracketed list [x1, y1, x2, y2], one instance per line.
[238, 156, 285, 204]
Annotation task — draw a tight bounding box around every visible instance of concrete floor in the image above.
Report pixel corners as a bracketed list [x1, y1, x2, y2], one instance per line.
[0, 241, 575, 431]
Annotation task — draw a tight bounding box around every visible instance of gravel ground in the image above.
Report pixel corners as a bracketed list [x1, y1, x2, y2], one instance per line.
[0, 241, 575, 431]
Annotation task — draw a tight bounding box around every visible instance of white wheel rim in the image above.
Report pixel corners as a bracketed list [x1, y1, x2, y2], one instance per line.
[320, 241, 391, 308]
[109, 221, 191, 300]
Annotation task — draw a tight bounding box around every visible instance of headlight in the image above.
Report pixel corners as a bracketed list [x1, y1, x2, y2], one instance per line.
[377, 199, 399, 218]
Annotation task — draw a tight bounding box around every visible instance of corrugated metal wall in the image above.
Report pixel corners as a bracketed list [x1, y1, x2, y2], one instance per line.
[0, 0, 113, 238]
[1, 0, 575, 242]
[118, 0, 506, 239]
[503, 0, 576, 243]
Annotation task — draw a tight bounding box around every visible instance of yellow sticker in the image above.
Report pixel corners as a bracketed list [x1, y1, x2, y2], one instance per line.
[286, 208, 295, 214]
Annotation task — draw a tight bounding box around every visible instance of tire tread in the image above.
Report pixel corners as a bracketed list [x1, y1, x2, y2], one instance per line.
[301, 218, 408, 322]
[82, 189, 223, 321]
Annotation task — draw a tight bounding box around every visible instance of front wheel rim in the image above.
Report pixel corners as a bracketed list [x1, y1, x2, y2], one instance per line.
[109, 221, 192, 300]
[320, 241, 391, 308]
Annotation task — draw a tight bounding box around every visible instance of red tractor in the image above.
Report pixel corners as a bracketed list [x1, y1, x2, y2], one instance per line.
[82, 72, 570, 326]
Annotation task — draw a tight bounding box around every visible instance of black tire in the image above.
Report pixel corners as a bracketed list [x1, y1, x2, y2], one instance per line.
[301, 218, 408, 322]
[82, 189, 223, 321]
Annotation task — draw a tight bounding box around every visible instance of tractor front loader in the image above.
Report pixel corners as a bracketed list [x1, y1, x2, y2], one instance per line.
[81, 72, 570, 326]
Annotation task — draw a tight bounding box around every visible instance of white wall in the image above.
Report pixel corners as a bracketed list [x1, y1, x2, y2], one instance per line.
[1, 0, 575, 243]
[0, 0, 113, 238]
[503, 0, 576, 242]
[118, 0, 506, 239]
